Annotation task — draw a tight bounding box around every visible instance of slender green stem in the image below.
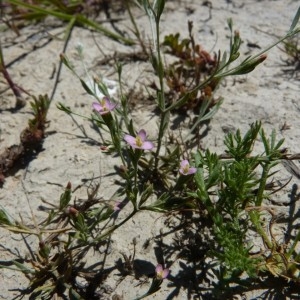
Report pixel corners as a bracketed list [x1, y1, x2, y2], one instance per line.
[249, 210, 272, 249]
[155, 111, 166, 169]
[152, 11, 168, 169]
[98, 209, 138, 240]
[131, 150, 143, 209]
[0, 40, 3, 67]
[118, 144, 127, 168]
[133, 158, 139, 210]
[215, 28, 300, 78]
[69, 208, 138, 251]
[57, 103, 97, 121]
[50, 16, 75, 101]
[255, 163, 271, 206]
[155, 22, 165, 110]
[126, 0, 148, 55]
[164, 74, 214, 113]
[287, 230, 300, 259]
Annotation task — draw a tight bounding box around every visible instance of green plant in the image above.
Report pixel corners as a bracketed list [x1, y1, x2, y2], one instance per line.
[57, 0, 299, 283]
[0, 94, 50, 185]
[161, 21, 219, 114]
[3, 0, 133, 45]
[1, 0, 300, 298]
[281, 35, 300, 76]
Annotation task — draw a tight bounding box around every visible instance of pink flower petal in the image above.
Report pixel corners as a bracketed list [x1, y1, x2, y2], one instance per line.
[141, 141, 154, 150]
[187, 167, 197, 175]
[180, 160, 189, 168]
[104, 98, 117, 110]
[137, 129, 147, 142]
[162, 268, 170, 279]
[124, 130, 154, 150]
[92, 102, 103, 111]
[155, 264, 169, 279]
[113, 201, 121, 211]
[155, 264, 163, 274]
[179, 159, 197, 175]
[92, 98, 116, 115]
[124, 134, 136, 145]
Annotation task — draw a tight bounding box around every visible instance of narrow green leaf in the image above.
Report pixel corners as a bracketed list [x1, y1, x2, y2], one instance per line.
[59, 184, 72, 209]
[260, 128, 270, 156]
[0, 209, 13, 226]
[56, 102, 72, 114]
[156, 0, 165, 21]
[6, 0, 134, 45]
[80, 79, 94, 96]
[69, 287, 84, 300]
[227, 18, 233, 32]
[289, 7, 300, 32]
[12, 260, 34, 274]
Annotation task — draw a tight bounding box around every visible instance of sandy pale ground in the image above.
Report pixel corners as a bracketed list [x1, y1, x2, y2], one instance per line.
[0, 1, 300, 299]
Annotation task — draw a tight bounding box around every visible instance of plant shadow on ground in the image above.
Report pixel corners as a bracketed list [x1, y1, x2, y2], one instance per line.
[284, 184, 300, 244]
[0, 181, 123, 300]
[144, 182, 300, 299]
[279, 35, 300, 79]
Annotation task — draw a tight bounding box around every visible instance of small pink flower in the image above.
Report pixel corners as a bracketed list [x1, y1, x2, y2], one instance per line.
[124, 129, 154, 150]
[92, 97, 116, 115]
[113, 201, 121, 211]
[179, 160, 197, 175]
[155, 264, 169, 279]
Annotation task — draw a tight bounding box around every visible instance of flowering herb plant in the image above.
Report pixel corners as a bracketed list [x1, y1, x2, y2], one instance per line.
[0, 1, 300, 299]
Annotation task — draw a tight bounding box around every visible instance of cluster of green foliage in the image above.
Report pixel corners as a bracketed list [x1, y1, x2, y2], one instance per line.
[0, 0, 300, 299]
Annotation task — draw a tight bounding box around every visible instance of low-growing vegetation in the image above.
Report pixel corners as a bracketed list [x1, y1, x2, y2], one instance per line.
[0, 0, 300, 299]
